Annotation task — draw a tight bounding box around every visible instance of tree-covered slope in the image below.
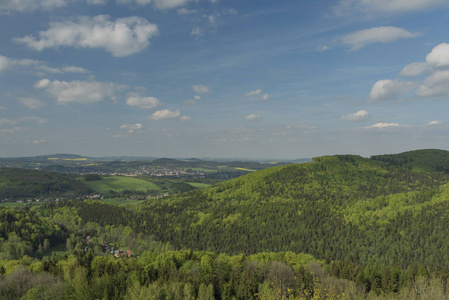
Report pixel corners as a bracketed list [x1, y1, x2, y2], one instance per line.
[0, 167, 92, 199]
[49, 154, 449, 271]
[371, 149, 449, 173]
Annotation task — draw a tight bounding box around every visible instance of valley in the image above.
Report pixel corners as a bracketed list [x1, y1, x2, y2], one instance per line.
[2, 149, 449, 299]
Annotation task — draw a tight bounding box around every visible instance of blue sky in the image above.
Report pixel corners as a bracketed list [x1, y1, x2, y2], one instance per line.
[1, 0, 449, 159]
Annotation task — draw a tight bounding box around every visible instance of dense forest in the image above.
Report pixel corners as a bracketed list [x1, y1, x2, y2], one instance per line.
[2, 149, 449, 299]
[0, 168, 92, 199]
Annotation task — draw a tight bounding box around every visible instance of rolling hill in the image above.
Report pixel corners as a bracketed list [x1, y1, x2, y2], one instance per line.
[56, 149, 449, 271]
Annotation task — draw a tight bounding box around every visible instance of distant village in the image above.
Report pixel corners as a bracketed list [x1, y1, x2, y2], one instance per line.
[83, 235, 136, 259]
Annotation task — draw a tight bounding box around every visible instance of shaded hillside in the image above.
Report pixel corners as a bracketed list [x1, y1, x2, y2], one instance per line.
[51, 154, 449, 270]
[371, 149, 449, 173]
[0, 167, 92, 199]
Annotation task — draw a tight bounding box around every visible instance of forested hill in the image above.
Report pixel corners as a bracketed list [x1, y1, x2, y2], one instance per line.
[0, 167, 92, 199]
[370, 149, 449, 173]
[52, 151, 449, 271]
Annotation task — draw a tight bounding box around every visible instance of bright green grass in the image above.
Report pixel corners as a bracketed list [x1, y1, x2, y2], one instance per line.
[42, 243, 67, 257]
[187, 182, 211, 188]
[82, 176, 160, 193]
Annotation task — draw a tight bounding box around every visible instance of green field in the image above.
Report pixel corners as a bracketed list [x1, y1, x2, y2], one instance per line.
[82, 176, 160, 193]
[186, 182, 211, 188]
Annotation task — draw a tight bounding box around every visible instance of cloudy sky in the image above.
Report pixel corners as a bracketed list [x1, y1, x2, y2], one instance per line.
[1, 0, 449, 159]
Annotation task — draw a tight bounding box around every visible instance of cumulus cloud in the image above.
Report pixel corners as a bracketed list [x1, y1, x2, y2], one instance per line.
[245, 114, 261, 121]
[261, 94, 270, 101]
[0, 0, 67, 14]
[426, 43, 449, 68]
[194, 95, 201, 100]
[120, 123, 143, 133]
[342, 27, 418, 50]
[192, 84, 210, 94]
[14, 15, 159, 57]
[117, 0, 188, 9]
[17, 97, 46, 109]
[416, 70, 449, 98]
[244, 89, 262, 97]
[370, 79, 414, 101]
[35, 78, 124, 104]
[341, 110, 369, 122]
[334, 0, 449, 15]
[400, 62, 429, 77]
[149, 109, 181, 120]
[126, 94, 161, 109]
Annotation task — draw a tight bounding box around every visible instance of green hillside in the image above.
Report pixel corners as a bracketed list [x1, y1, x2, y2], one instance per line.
[47, 151, 449, 272]
[0, 167, 91, 199]
[371, 148, 449, 173]
[81, 176, 160, 193]
[6, 149, 449, 299]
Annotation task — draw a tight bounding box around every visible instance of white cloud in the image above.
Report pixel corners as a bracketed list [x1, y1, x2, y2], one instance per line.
[17, 97, 46, 109]
[208, 15, 216, 24]
[0, 116, 49, 126]
[370, 79, 414, 101]
[0, 54, 90, 75]
[191, 26, 203, 36]
[192, 84, 210, 94]
[245, 114, 261, 121]
[149, 109, 181, 120]
[14, 15, 159, 57]
[0, 127, 25, 133]
[365, 122, 401, 129]
[180, 116, 192, 121]
[120, 123, 143, 133]
[334, 0, 449, 15]
[317, 45, 330, 52]
[400, 62, 429, 77]
[126, 94, 161, 109]
[261, 94, 270, 101]
[364, 120, 441, 130]
[244, 89, 262, 97]
[0, 55, 10, 72]
[62, 66, 90, 74]
[117, 0, 188, 9]
[0, 0, 67, 14]
[177, 8, 197, 14]
[342, 27, 418, 50]
[87, 0, 107, 4]
[426, 43, 449, 68]
[341, 110, 369, 122]
[416, 70, 449, 98]
[35, 79, 124, 104]
[194, 95, 201, 100]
